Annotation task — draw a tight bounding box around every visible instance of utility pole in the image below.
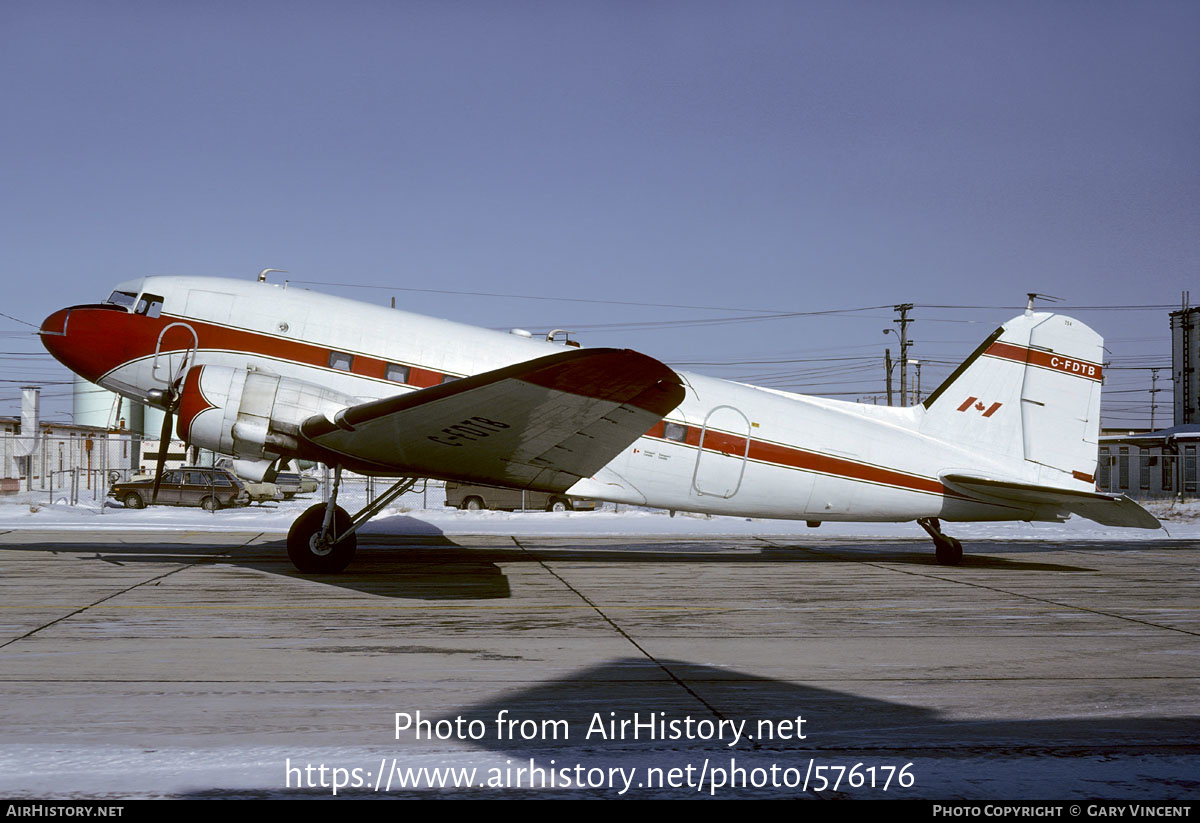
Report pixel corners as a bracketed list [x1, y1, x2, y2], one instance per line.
[893, 304, 914, 405]
[1173, 290, 1194, 425]
[908, 359, 922, 404]
[884, 348, 894, 406]
[1149, 367, 1161, 429]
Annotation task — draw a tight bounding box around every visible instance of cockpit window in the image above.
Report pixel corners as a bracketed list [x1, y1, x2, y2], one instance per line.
[105, 291, 138, 311]
[135, 293, 164, 318]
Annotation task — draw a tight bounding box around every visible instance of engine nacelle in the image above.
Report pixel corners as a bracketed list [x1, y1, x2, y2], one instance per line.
[178, 364, 358, 465]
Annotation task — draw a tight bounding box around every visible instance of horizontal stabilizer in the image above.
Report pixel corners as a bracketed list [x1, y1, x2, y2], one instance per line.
[942, 473, 1160, 529]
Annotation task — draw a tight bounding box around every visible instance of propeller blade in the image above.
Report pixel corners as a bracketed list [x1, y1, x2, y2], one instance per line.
[150, 407, 174, 505]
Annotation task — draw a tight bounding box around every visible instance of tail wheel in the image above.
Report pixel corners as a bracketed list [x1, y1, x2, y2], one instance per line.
[919, 517, 965, 566]
[934, 536, 963, 566]
[287, 503, 357, 573]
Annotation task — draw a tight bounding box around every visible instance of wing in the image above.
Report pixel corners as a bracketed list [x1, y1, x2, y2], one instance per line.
[941, 473, 1161, 529]
[298, 347, 685, 491]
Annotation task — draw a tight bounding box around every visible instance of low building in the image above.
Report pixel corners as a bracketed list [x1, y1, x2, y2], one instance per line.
[1, 418, 138, 494]
[1098, 424, 1200, 500]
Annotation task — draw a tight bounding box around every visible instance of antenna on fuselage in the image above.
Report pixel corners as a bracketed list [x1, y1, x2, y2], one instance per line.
[257, 268, 288, 282]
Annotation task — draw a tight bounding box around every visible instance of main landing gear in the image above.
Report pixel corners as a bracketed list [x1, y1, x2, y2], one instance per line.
[917, 517, 963, 566]
[286, 466, 419, 573]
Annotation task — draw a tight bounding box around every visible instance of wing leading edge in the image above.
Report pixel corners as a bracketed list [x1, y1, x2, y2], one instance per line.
[299, 347, 685, 490]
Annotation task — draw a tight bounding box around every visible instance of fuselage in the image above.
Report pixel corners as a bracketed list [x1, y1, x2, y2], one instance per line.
[41, 275, 1059, 523]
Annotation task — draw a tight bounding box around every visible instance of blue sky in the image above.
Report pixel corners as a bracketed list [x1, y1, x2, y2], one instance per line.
[2, 1, 1197, 425]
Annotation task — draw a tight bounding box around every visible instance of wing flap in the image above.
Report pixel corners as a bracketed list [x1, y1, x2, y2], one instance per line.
[942, 472, 1160, 529]
[299, 348, 684, 490]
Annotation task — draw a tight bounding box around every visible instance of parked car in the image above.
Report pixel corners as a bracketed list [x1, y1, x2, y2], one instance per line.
[110, 467, 249, 511]
[272, 471, 319, 499]
[444, 482, 595, 512]
[240, 479, 280, 504]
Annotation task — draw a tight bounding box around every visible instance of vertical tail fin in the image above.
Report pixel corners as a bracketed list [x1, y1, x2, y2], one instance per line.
[920, 312, 1102, 488]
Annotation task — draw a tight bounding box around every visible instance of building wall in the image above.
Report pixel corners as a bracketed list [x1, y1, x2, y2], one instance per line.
[1097, 443, 1198, 499]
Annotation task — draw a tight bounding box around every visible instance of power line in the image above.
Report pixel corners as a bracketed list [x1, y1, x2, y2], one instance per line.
[0, 312, 37, 328]
[293, 279, 897, 315]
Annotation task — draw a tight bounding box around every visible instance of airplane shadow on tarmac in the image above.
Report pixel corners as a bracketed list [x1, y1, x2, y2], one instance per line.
[177, 657, 1200, 799]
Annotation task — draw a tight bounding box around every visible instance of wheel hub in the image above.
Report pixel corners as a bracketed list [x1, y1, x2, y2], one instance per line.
[308, 532, 334, 557]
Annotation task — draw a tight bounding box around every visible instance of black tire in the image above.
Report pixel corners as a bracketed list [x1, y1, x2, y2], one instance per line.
[283, 492, 296, 500]
[547, 498, 571, 513]
[287, 504, 357, 573]
[462, 497, 484, 511]
[123, 492, 145, 510]
[935, 536, 963, 566]
[201, 496, 220, 512]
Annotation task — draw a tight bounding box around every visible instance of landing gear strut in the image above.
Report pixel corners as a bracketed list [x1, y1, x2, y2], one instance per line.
[286, 467, 419, 573]
[917, 517, 963, 566]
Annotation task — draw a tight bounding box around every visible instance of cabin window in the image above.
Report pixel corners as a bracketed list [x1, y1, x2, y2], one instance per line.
[135, 294, 164, 318]
[385, 363, 411, 383]
[105, 291, 138, 311]
[441, 374, 460, 384]
[329, 351, 354, 372]
[664, 422, 687, 442]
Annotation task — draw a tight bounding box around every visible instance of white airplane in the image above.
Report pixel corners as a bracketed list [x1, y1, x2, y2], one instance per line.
[39, 273, 1158, 572]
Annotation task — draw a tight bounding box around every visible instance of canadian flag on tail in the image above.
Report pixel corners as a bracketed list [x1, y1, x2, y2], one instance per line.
[956, 396, 1002, 418]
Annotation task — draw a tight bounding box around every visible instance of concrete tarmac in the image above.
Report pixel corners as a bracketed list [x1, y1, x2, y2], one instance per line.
[0, 528, 1196, 799]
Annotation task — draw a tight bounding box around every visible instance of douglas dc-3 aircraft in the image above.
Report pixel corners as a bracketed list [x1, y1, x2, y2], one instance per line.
[40, 273, 1158, 572]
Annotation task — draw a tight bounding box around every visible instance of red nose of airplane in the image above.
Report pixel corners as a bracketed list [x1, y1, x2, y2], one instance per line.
[39, 307, 82, 373]
[40, 304, 141, 384]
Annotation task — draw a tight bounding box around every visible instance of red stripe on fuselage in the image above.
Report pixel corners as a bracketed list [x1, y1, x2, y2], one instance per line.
[644, 426, 959, 499]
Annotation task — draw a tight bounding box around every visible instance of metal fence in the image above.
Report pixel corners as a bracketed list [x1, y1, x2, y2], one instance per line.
[319, 471, 448, 512]
[1096, 449, 1198, 501]
[1, 431, 138, 500]
[0, 431, 460, 510]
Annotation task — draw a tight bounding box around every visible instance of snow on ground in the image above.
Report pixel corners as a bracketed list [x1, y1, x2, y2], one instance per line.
[1, 490, 1197, 541]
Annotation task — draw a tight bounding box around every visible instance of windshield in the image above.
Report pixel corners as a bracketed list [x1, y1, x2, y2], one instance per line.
[105, 290, 138, 311]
